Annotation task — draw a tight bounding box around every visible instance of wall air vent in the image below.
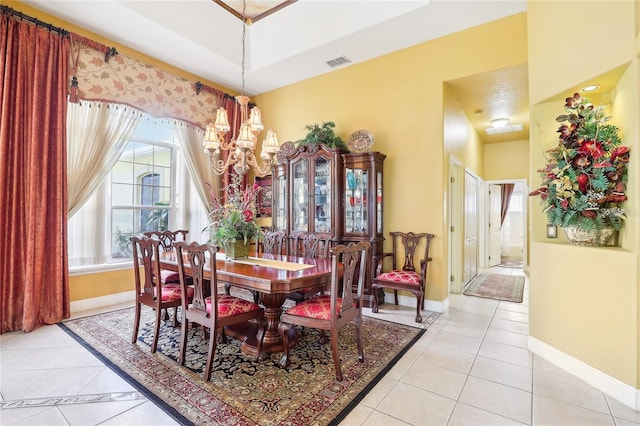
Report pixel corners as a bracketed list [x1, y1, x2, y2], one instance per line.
[326, 56, 352, 68]
[485, 123, 524, 135]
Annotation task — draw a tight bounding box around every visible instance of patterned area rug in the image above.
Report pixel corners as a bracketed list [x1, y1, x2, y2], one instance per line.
[60, 305, 425, 425]
[463, 272, 524, 303]
[499, 258, 524, 268]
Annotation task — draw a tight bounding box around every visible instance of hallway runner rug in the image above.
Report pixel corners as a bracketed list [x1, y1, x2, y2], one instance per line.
[59, 307, 425, 426]
[463, 273, 525, 303]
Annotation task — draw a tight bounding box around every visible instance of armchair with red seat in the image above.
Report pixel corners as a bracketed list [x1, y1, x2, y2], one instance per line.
[371, 231, 435, 323]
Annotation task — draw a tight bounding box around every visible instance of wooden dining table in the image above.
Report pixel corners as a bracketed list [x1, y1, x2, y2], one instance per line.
[159, 252, 339, 358]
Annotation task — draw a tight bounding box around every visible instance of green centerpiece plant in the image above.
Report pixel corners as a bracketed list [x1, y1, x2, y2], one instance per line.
[530, 93, 630, 245]
[205, 174, 262, 258]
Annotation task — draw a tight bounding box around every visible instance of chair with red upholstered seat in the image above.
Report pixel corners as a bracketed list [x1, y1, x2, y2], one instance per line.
[130, 236, 194, 353]
[143, 230, 190, 321]
[278, 241, 369, 381]
[287, 232, 333, 304]
[143, 229, 189, 283]
[371, 231, 435, 323]
[175, 241, 266, 381]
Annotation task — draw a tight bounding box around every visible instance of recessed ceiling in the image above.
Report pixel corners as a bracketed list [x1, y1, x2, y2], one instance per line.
[213, 0, 296, 24]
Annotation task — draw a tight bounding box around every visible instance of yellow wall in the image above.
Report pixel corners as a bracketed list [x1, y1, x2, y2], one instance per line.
[528, 1, 639, 389]
[255, 13, 528, 303]
[443, 83, 485, 176]
[528, 0, 635, 106]
[483, 140, 529, 181]
[69, 269, 135, 301]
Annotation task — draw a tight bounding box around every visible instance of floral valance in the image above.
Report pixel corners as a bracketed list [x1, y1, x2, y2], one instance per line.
[70, 35, 221, 129]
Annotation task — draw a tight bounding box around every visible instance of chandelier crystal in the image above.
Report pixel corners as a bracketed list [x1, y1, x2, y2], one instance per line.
[202, 0, 279, 177]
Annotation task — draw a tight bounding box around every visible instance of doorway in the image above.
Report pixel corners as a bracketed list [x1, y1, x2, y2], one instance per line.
[485, 179, 527, 268]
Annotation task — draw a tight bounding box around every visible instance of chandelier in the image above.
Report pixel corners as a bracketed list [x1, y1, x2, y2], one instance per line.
[202, 0, 279, 177]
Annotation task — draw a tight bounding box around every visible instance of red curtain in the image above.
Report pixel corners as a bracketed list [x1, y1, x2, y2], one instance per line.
[500, 183, 515, 226]
[0, 14, 70, 332]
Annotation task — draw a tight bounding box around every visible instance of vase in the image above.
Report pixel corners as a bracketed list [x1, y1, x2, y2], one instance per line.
[562, 225, 615, 247]
[224, 240, 250, 259]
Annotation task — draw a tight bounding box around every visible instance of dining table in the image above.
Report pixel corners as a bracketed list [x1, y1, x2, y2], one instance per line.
[159, 251, 339, 358]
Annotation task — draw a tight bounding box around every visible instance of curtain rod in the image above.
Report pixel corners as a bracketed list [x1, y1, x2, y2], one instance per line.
[1, 5, 68, 36]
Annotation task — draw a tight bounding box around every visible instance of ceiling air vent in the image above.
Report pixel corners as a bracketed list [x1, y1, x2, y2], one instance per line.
[326, 56, 351, 68]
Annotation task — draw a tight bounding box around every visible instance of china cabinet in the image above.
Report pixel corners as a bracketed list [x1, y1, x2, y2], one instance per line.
[342, 151, 386, 255]
[274, 142, 386, 307]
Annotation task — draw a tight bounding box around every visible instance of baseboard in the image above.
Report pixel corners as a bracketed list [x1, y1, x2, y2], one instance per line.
[70, 291, 135, 314]
[386, 290, 449, 313]
[528, 336, 639, 411]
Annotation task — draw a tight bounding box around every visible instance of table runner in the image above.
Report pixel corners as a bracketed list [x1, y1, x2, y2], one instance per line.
[224, 255, 316, 271]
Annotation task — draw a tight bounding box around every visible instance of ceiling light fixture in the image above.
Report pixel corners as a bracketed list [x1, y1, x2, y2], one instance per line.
[581, 84, 600, 92]
[490, 118, 510, 128]
[202, 0, 278, 177]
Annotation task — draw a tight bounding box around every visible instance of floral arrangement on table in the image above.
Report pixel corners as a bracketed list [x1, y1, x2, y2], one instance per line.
[529, 93, 630, 233]
[205, 174, 263, 251]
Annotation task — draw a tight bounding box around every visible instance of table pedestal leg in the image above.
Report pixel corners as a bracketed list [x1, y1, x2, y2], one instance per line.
[226, 292, 298, 357]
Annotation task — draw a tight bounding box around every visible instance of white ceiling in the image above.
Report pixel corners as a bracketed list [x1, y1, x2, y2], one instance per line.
[23, 0, 527, 96]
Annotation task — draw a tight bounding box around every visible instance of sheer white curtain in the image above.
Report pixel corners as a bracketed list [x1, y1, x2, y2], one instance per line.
[67, 101, 141, 217]
[174, 121, 219, 211]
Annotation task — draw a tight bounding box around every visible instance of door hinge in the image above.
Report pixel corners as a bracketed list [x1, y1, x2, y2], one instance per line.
[450, 275, 455, 282]
[450, 176, 455, 183]
[450, 226, 455, 232]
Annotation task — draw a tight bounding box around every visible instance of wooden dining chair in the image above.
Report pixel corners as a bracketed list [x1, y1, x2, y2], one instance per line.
[287, 232, 333, 304]
[260, 230, 287, 255]
[143, 229, 189, 284]
[144, 229, 190, 321]
[175, 241, 266, 381]
[371, 231, 435, 323]
[130, 235, 194, 353]
[278, 241, 370, 381]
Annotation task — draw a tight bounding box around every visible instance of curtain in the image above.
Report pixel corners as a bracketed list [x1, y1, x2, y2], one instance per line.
[67, 101, 141, 217]
[500, 183, 515, 226]
[174, 121, 218, 211]
[0, 15, 70, 332]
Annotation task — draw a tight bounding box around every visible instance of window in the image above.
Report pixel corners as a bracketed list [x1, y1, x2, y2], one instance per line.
[68, 114, 209, 269]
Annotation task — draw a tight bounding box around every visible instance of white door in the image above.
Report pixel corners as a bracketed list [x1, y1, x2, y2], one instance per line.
[448, 158, 463, 293]
[463, 171, 478, 286]
[488, 184, 502, 267]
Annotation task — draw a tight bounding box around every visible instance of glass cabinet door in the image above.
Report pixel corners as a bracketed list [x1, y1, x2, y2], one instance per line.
[274, 173, 287, 231]
[313, 156, 331, 233]
[292, 159, 309, 232]
[376, 170, 383, 233]
[345, 167, 369, 234]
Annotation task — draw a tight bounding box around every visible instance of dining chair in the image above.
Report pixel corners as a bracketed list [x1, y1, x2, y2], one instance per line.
[278, 241, 370, 381]
[287, 232, 333, 304]
[175, 241, 266, 381]
[143, 229, 189, 284]
[130, 235, 194, 353]
[260, 229, 287, 255]
[144, 229, 190, 321]
[370, 231, 435, 323]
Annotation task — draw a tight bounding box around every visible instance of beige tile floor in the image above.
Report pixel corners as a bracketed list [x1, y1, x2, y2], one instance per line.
[2, 266, 639, 425]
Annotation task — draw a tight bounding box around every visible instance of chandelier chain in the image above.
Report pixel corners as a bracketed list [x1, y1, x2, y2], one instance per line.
[241, 0, 246, 96]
